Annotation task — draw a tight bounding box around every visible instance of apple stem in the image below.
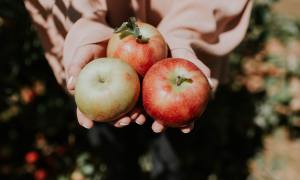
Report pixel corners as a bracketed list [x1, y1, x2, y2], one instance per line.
[115, 17, 149, 44]
[176, 76, 193, 86]
[98, 78, 105, 83]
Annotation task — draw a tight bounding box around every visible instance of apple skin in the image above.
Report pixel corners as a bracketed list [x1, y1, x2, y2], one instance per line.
[107, 22, 168, 76]
[75, 58, 140, 122]
[142, 58, 211, 127]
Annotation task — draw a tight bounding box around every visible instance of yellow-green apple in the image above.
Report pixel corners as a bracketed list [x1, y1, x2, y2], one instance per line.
[142, 58, 211, 127]
[107, 17, 168, 76]
[75, 58, 140, 122]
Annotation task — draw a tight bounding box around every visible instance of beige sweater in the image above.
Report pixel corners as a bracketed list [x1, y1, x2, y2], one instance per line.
[24, 0, 252, 88]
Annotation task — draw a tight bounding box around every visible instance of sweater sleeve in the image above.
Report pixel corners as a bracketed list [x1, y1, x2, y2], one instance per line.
[157, 0, 252, 87]
[62, 0, 114, 68]
[24, 0, 114, 84]
[158, 0, 252, 56]
[24, 0, 66, 85]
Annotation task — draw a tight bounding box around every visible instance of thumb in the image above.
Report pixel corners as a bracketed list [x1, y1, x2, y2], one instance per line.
[65, 44, 106, 94]
[171, 48, 211, 78]
[66, 46, 94, 94]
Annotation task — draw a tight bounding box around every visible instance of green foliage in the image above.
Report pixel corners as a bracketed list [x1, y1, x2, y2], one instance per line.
[229, 0, 300, 129]
[249, 128, 300, 180]
[0, 1, 103, 179]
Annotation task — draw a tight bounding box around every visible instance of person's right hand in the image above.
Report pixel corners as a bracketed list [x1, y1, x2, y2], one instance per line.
[63, 43, 146, 129]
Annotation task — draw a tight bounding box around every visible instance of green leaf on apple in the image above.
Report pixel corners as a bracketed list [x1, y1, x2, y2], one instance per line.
[114, 17, 149, 43]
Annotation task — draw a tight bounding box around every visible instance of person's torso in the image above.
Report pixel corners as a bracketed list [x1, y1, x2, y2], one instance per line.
[49, 0, 174, 33]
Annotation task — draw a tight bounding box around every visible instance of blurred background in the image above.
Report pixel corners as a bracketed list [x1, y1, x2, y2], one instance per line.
[0, 0, 300, 179]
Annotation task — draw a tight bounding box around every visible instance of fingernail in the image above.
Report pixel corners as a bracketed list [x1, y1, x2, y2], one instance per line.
[82, 122, 90, 129]
[67, 76, 74, 87]
[182, 128, 191, 134]
[131, 112, 139, 120]
[207, 78, 213, 88]
[119, 122, 129, 126]
[153, 126, 163, 133]
[135, 115, 145, 125]
[136, 120, 143, 125]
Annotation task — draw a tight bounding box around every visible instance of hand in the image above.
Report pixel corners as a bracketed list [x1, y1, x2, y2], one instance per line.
[64, 43, 146, 129]
[150, 48, 211, 134]
[76, 106, 146, 129]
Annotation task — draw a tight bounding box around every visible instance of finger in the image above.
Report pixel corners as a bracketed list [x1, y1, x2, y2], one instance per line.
[170, 48, 211, 79]
[208, 78, 218, 96]
[180, 122, 195, 134]
[129, 107, 141, 120]
[135, 114, 146, 125]
[76, 108, 94, 129]
[194, 60, 211, 79]
[113, 116, 131, 128]
[152, 120, 166, 133]
[66, 47, 94, 94]
[66, 44, 106, 94]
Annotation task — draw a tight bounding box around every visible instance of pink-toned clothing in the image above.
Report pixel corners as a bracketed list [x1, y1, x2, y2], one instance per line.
[24, 0, 252, 87]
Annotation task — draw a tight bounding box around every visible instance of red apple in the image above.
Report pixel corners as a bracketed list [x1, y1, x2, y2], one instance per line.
[142, 58, 211, 127]
[107, 17, 168, 76]
[25, 151, 39, 164]
[34, 169, 47, 180]
[75, 58, 140, 122]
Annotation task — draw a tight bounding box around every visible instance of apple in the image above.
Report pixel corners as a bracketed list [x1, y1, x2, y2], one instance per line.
[142, 58, 211, 127]
[75, 58, 140, 122]
[107, 17, 168, 76]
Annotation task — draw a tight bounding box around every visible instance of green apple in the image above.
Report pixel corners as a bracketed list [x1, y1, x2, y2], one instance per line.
[75, 58, 140, 122]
